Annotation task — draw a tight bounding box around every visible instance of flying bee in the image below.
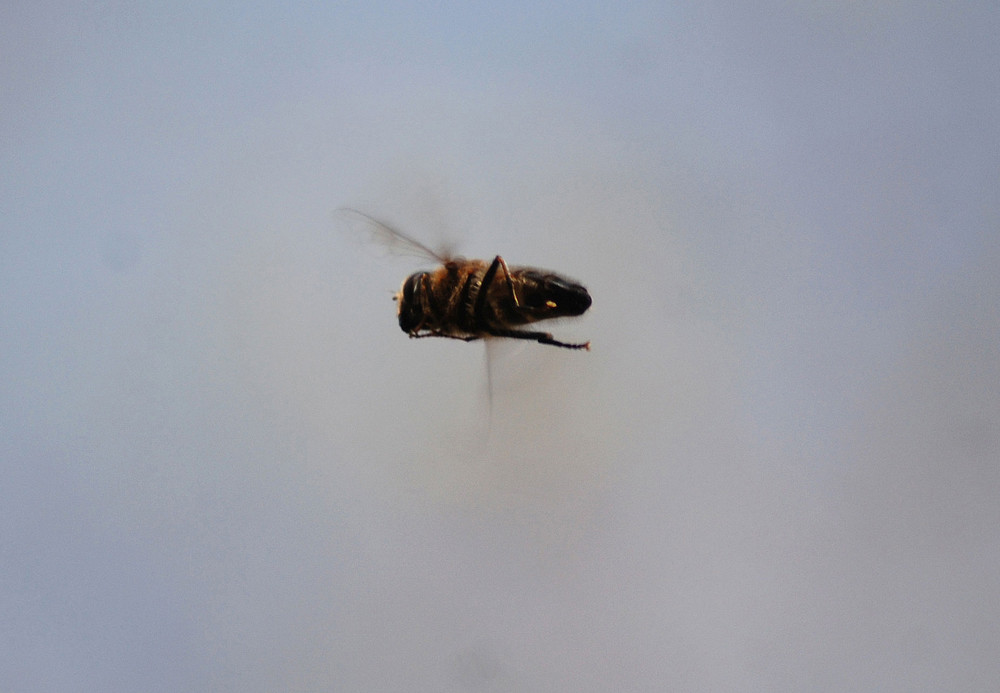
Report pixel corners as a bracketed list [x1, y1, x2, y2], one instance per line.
[340, 208, 592, 350]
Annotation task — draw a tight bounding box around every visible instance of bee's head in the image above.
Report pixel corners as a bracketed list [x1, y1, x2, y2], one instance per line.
[396, 272, 425, 333]
[518, 271, 592, 320]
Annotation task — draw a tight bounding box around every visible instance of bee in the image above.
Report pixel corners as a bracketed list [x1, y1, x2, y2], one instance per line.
[341, 208, 592, 350]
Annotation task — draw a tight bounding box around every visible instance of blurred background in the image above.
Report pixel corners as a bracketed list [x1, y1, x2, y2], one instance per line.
[3, 2, 998, 690]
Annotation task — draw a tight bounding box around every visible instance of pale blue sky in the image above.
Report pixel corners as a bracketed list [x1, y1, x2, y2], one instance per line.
[3, 2, 999, 690]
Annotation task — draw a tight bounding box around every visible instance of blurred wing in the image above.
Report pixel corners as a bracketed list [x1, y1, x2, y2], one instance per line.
[336, 207, 450, 263]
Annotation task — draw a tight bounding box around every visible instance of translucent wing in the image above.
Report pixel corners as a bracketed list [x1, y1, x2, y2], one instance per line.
[336, 207, 451, 263]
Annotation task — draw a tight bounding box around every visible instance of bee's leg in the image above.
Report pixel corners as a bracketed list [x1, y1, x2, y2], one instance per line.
[410, 331, 482, 342]
[495, 256, 519, 307]
[474, 256, 519, 324]
[487, 328, 590, 351]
